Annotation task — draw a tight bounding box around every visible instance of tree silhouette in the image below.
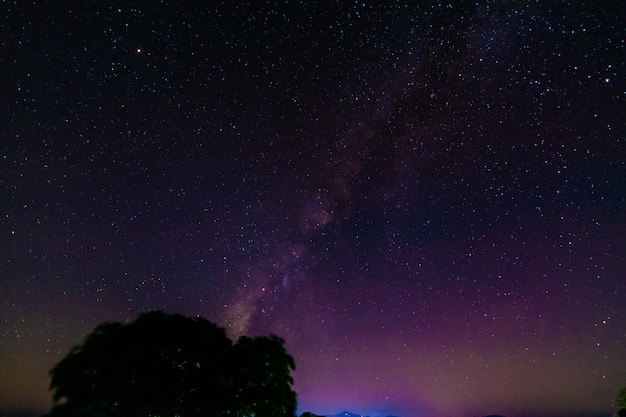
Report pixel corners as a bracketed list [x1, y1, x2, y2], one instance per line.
[233, 335, 297, 417]
[616, 386, 626, 417]
[618, 386, 626, 408]
[47, 311, 297, 417]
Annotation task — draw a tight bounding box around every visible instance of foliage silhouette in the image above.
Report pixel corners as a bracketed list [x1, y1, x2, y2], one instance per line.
[47, 311, 297, 417]
[618, 386, 626, 409]
[617, 386, 626, 417]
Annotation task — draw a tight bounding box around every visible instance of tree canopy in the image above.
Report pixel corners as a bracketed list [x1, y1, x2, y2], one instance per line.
[616, 386, 626, 416]
[47, 311, 297, 417]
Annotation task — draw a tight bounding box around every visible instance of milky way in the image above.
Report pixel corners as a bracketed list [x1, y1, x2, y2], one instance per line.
[1, 2, 625, 417]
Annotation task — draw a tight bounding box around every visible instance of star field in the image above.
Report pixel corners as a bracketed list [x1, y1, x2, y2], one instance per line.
[1, 2, 625, 417]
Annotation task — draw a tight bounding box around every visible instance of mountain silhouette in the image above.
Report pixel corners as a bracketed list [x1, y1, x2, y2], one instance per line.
[319, 410, 505, 417]
[326, 411, 400, 417]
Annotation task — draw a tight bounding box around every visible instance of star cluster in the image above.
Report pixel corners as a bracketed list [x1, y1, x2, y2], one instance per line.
[1, 2, 625, 417]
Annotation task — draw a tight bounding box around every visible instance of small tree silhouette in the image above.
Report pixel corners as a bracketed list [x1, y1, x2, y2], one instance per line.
[47, 311, 297, 417]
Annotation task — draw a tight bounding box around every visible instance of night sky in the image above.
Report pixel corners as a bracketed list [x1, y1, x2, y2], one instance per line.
[1, 2, 625, 417]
